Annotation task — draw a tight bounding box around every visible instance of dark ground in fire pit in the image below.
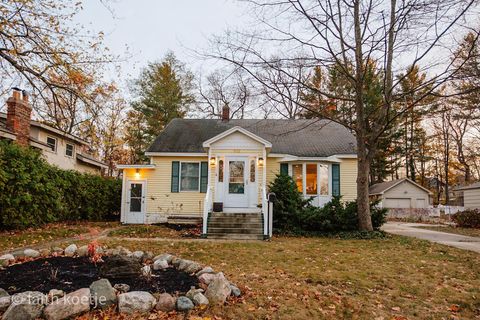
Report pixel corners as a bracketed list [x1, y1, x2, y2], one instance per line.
[0, 256, 198, 295]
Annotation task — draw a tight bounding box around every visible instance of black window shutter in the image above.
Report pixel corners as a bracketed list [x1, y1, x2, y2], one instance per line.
[280, 163, 289, 175]
[200, 162, 208, 193]
[171, 161, 180, 193]
[332, 163, 340, 196]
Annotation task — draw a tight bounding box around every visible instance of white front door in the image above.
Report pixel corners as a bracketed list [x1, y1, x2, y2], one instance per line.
[126, 181, 146, 224]
[224, 157, 249, 208]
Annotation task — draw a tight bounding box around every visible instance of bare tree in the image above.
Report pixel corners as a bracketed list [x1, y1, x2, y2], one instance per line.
[259, 60, 309, 119]
[198, 68, 250, 119]
[0, 0, 118, 134]
[208, 0, 479, 230]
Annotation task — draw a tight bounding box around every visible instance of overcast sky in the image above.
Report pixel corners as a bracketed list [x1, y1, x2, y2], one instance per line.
[76, 0, 248, 87]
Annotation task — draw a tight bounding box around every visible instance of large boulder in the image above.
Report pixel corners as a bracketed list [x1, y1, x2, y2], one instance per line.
[90, 279, 117, 309]
[198, 272, 225, 286]
[23, 249, 40, 258]
[0, 296, 10, 313]
[43, 288, 90, 320]
[230, 284, 241, 297]
[99, 255, 142, 279]
[192, 293, 209, 306]
[2, 291, 46, 320]
[196, 266, 214, 277]
[118, 291, 156, 314]
[153, 259, 169, 271]
[186, 287, 204, 301]
[0, 255, 14, 262]
[0, 289, 8, 298]
[77, 245, 89, 257]
[155, 293, 176, 312]
[177, 260, 202, 274]
[153, 253, 173, 264]
[0, 255, 14, 267]
[176, 296, 194, 312]
[205, 277, 232, 305]
[64, 244, 77, 257]
[47, 289, 64, 302]
[131, 251, 144, 261]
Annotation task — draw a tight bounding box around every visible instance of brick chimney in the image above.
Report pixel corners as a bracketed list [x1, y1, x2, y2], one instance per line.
[6, 88, 31, 146]
[222, 105, 230, 121]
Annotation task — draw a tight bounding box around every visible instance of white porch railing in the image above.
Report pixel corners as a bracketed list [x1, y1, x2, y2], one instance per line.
[262, 184, 273, 238]
[202, 186, 213, 235]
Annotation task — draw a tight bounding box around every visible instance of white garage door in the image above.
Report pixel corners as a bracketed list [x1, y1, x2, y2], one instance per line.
[384, 198, 411, 208]
[416, 198, 426, 208]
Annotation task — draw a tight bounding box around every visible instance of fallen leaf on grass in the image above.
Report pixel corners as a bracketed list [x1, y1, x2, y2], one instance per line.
[449, 304, 460, 312]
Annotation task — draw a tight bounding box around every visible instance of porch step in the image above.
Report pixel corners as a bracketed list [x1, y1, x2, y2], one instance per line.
[206, 212, 264, 240]
[208, 222, 263, 229]
[206, 233, 265, 240]
[208, 227, 263, 234]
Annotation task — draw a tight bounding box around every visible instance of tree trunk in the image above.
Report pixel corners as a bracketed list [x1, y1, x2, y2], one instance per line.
[356, 136, 373, 231]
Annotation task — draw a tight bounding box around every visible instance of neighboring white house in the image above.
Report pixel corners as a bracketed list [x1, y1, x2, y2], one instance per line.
[455, 182, 480, 210]
[369, 178, 432, 209]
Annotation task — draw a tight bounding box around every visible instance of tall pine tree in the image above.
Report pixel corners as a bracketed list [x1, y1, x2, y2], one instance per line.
[130, 52, 194, 142]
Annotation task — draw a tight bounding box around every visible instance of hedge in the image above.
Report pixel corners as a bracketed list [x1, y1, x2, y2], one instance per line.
[0, 140, 121, 230]
[452, 209, 480, 228]
[269, 173, 387, 234]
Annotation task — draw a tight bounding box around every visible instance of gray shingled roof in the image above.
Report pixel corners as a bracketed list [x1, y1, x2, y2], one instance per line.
[455, 182, 480, 191]
[147, 119, 356, 157]
[369, 179, 406, 195]
[369, 178, 433, 195]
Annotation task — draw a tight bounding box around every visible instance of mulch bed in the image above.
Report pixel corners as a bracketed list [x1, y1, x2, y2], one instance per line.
[0, 256, 198, 295]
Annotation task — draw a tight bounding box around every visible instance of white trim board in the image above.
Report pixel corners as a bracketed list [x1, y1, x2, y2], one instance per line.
[202, 126, 272, 148]
[145, 152, 207, 157]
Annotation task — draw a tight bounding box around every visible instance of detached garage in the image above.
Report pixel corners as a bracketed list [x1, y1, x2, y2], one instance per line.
[369, 178, 432, 209]
[456, 182, 480, 209]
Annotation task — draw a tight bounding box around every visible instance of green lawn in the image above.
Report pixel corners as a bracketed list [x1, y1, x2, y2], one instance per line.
[0, 222, 118, 253]
[87, 235, 480, 320]
[3, 224, 480, 319]
[108, 224, 201, 239]
[417, 226, 480, 238]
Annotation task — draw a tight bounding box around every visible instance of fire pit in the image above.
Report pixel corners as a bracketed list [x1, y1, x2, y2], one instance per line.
[0, 244, 242, 320]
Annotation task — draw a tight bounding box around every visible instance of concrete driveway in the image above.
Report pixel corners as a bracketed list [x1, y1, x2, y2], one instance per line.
[383, 222, 480, 254]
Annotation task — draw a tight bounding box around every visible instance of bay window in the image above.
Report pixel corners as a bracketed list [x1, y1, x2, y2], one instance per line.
[319, 164, 329, 195]
[306, 164, 317, 195]
[290, 163, 330, 196]
[292, 164, 303, 193]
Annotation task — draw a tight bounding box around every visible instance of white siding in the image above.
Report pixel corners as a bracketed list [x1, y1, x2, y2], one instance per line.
[464, 189, 480, 209]
[381, 181, 430, 208]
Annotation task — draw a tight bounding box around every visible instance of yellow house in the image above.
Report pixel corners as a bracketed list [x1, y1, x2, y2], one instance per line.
[119, 110, 358, 239]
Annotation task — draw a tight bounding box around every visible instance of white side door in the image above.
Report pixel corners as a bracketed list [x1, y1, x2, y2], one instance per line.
[125, 181, 146, 224]
[224, 157, 249, 208]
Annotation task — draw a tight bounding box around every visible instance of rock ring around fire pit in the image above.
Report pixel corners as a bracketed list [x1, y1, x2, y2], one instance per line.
[0, 245, 242, 320]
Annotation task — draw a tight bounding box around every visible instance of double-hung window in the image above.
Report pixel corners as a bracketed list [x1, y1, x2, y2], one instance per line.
[180, 162, 200, 191]
[65, 143, 74, 157]
[47, 137, 57, 152]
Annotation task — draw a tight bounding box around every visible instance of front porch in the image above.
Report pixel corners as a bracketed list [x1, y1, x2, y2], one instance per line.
[201, 126, 274, 239]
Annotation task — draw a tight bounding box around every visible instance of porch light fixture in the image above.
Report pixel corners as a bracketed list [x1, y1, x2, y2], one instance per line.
[210, 157, 216, 166]
[135, 168, 140, 179]
[258, 157, 264, 166]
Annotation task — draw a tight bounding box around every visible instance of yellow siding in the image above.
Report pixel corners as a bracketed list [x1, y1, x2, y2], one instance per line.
[124, 156, 208, 221]
[266, 157, 281, 186]
[340, 158, 357, 201]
